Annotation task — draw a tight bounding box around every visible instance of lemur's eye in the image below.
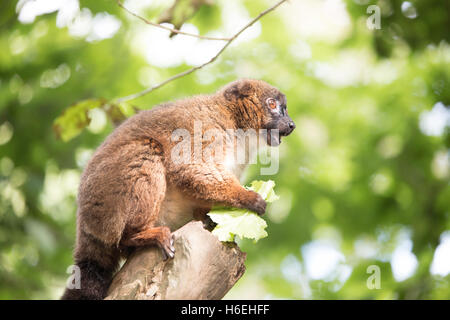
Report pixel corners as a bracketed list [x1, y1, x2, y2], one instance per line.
[267, 98, 277, 109]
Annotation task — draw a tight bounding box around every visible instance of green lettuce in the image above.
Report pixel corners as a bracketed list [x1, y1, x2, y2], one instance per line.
[207, 180, 279, 242]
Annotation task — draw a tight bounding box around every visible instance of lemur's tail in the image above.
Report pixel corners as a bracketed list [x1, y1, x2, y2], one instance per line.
[61, 231, 120, 300]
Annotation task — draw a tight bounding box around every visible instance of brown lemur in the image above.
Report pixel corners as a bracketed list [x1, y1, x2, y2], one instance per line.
[61, 79, 296, 300]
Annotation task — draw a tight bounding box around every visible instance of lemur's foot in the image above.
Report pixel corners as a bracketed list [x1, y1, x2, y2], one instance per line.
[126, 226, 175, 260]
[158, 232, 175, 260]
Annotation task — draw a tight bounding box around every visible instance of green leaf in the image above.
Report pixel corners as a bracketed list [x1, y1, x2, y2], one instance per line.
[247, 180, 279, 203]
[209, 209, 267, 242]
[208, 180, 279, 243]
[117, 102, 137, 118]
[53, 99, 137, 142]
[53, 98, 106, 142]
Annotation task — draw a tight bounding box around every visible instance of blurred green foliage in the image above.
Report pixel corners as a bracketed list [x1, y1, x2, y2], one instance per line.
[0, 0, 449, 299]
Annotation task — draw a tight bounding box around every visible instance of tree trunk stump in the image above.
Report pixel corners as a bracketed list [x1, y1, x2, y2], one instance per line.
[106, 221, 246, 300]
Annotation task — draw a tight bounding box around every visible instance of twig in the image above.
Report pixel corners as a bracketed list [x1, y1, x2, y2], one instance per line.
[117, 0, 231, 41]
[115, 0, 288, 103]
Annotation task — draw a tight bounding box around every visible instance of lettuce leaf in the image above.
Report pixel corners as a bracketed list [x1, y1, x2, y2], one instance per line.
[207, 180, 279, 242]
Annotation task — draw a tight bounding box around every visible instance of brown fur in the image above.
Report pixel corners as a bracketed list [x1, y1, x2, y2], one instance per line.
[61, 79, 294, 300]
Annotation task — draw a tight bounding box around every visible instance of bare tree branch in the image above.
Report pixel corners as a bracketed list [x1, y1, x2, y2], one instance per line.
[117, 0, 230, 41]
[115, 0, 288, 103]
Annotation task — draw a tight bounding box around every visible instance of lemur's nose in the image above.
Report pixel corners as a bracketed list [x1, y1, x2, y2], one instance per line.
[283, 121, 296, 136]
[289, 122, 296, 130]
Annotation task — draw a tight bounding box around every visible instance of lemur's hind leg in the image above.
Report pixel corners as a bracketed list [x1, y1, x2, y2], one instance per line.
[122, 226, 175, 260]
[120, 144, 174, 259]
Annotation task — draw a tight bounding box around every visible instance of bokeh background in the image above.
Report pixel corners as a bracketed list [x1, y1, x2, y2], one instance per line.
[1, 0, 449, 299]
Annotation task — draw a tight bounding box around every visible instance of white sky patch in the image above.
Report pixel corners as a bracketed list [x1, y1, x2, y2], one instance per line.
[331, 264, 352, 292]
[219, 0, 261, 46]
[371, 60, 399, 84]
[280, 0, 351, 43]
[17, 0, 79, 26]
[129, 0, 262, 69]
[67, 8, 93, 38]
[122, 0, 161, 12]
[354, 237, 379, 259]
[308, 50, 369, 87]
[195, 68, 218, 85]
[401, 1, 418, 19]
[185, 36, 225, 67]
[390, 233, 418, 282]
[267, 188, 292, 224]
[289, 40, 312, 61]
[17, 0, 121, 42]
[86, 12, 122, 42]
[138, 66, 164, 87]
[307, 48, 399, 87]
[280, 254, 312, 298]
[301, 240, 346, 280]
[131, 23, 224, 68]
[55, 0, 80, 28]
[419, 102, 450, 137]
[296, 116, 329, 150]
[281, 254, 303, 284]
[131, 24, 189, 68]
[17, 0, 68, 24]
[430, 231, 450, 277]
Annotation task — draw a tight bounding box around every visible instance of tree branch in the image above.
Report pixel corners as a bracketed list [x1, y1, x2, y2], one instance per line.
[114, 0, 288, 103]
[106, 221, 246, 300]
[117, 0, 231, 41]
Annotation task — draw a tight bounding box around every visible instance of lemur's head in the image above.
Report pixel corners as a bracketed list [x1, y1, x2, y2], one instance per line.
[222, 79, 296, 146]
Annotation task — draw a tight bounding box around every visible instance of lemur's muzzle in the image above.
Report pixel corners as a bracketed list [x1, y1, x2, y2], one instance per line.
[266, 116, 295, 146]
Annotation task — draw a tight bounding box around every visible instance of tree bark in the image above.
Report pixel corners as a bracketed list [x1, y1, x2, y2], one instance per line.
[106, 221, 246, 300]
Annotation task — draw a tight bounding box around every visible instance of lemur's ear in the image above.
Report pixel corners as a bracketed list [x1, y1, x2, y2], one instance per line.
[224, 80, 254, 101]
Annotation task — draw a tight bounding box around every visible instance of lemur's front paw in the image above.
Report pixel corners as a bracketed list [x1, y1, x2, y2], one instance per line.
[202, 216, 217, 231]
[241, 191, 267, 216]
